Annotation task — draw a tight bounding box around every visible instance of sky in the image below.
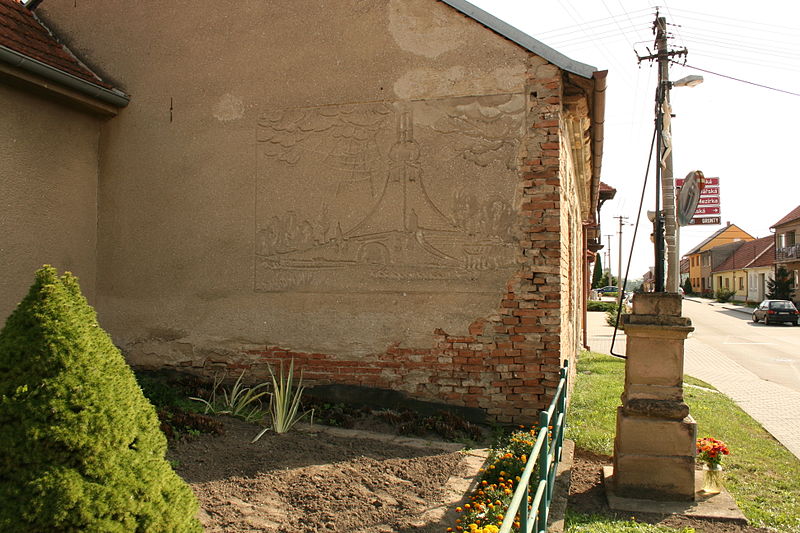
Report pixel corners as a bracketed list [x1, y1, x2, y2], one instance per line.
[468, 0, 800, 282]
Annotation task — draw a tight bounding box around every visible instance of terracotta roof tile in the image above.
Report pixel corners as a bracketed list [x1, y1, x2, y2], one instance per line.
[0, 0, 112, 89]
[771, 205, 800, 229]
[713, 236, 773, 273]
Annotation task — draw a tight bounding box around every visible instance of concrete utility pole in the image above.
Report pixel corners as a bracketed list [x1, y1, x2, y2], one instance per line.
[615, 216, 630, 297]
[605, 234, 614, 282]
[639, 15, 686, 292]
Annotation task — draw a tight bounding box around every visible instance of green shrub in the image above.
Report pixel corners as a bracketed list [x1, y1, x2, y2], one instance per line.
[605, 305, 627, 326]
[715, 287, 735, 303]
[0, 266, 202, 532]
[587, 301, 616, 313]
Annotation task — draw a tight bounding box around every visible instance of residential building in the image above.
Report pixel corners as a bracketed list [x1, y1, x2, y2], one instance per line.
[771, 205, 800, 304]
[1, 0, 607, 424]
[685, 223, 754, 295]
[711, 236, 773, 302]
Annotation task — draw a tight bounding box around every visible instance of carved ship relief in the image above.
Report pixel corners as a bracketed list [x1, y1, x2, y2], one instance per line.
[255, 96, 523, 293]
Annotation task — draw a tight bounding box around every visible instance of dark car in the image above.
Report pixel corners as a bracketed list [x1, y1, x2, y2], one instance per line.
[752, 299, 799, 326]
[596, 286, 621, 294]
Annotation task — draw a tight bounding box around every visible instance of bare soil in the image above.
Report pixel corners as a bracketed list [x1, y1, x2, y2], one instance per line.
[168, 417, 471, 532]
[568, 448, 772, 533]
[168, 417, 772, 533]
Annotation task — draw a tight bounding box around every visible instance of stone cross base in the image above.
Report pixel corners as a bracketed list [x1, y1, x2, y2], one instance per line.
[613, 292, 696, 501]
[613, 409, 697, 500]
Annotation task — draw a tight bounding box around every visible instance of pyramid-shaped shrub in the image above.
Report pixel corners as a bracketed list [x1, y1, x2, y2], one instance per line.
[0, 266, 202, 532]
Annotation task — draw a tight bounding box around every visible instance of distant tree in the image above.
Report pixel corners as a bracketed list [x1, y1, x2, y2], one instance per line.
[592, 257, 603, 288]
[767, 266, 795, 300]
[682, 277, 694, 296]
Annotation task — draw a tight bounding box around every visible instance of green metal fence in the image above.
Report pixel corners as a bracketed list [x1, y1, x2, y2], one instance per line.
[498, 361, 569, 533]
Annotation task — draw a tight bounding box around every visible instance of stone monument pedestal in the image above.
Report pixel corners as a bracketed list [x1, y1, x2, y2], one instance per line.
[612, 292, 696, 501]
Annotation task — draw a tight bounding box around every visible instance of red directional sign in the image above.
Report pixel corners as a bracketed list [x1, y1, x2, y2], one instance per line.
[676, 176, 721, 225]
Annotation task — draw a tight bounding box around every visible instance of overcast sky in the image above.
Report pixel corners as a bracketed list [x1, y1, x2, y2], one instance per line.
[468, 0, 800, 281]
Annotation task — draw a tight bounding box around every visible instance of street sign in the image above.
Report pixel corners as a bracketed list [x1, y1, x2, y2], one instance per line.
[694, 206, 720, 215]
[676, 175, 721, 225]
[688, 216, 721, 225]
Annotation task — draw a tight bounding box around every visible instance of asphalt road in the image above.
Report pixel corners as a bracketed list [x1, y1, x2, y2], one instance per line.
[683, 299, 800, 393]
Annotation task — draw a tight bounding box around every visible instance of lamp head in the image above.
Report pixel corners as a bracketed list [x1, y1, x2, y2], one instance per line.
[673, 75, 704, 88]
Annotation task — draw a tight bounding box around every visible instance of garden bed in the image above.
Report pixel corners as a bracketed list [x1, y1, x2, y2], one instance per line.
[168, 416, 477, 532]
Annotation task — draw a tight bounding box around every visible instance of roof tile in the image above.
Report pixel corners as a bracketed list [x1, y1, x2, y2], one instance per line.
[0, 0, 112, 89]
[713, 236, 774, 273]
[771, 205, 800, 229]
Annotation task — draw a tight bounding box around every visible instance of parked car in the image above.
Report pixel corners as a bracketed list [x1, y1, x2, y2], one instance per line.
[752, 299, 799, 326]
[596, 286, 621, 295]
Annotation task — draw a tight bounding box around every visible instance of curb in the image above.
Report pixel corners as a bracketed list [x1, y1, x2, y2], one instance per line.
[547, 439, 575, 533]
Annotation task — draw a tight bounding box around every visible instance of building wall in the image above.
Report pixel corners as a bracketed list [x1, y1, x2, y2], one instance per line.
[40, 0, 591, 422]
[0, 83, 101, 321]
[775, 221, 800, 304]
[746, 266, 773, 302]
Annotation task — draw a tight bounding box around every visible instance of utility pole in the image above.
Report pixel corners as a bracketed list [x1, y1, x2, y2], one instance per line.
[605, 234, 614, 283]
[638, 13, 687, 292]
[615, 216, 630, 297]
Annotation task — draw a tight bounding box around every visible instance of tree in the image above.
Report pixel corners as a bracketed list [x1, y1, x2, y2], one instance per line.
[592, 256, 603, 288]
[0, 266, 202, 532]
[767, 266, 795, 300]
[682, 277, 693, 296]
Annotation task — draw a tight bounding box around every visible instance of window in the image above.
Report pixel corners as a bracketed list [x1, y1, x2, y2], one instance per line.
[739, 277, 743, 290]
[787, 231, 796, 247]
[724, 277, 728, 289]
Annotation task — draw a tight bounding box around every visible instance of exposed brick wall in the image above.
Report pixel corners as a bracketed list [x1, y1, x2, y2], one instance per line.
[159, 56, 577, 425]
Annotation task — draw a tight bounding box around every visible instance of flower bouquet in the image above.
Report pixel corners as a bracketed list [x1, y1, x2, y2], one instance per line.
[696, 437, 730, 494]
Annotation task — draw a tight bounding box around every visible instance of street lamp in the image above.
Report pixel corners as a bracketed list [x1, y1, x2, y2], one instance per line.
[663, 74, 704, 293]
[673, 75, 704, 88]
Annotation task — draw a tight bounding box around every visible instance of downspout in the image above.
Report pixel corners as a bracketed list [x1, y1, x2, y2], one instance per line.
[584, 70, 607, 351]
[0, 45, 129, 108]
[583, 224, 590, 350]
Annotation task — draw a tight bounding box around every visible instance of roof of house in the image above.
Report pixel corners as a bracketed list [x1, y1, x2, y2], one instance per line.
[0, 0, 107, 86]
[713, 236, 774, 273]
[770, 205, 800, 229]
[0, 0, 127, 107]
[680, 256, 689, 274]
[440, 0, 598, 79]
[685, 223, 753, 256]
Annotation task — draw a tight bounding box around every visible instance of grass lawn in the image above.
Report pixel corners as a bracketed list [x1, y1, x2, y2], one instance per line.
[565, 351, 800, 532]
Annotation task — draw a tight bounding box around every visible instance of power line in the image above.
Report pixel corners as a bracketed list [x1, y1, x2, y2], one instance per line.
[674, 62, 800, 97]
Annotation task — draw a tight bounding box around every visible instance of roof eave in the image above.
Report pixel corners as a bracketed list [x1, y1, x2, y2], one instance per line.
[439, 0, 598, 78]
[0, 44, 129, 112]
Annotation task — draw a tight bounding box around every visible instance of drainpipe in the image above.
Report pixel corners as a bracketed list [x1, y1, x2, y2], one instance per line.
[583, 223, 590, 350]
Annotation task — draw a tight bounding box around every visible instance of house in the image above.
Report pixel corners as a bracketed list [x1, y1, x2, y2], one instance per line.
[745, 240, 775, 303]
[711, 236, 774, 302]
[685, 223, 753, 296]
[1, 0, 607, 424]
[771, 205, 800, 303]
[0, 0, 128, 318]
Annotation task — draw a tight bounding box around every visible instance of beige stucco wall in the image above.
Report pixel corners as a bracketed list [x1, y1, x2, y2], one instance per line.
[0, 83, 100, 322]
[39, 0, 536, 362]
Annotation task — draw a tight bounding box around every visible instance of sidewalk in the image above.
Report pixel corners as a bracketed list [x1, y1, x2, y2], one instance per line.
[586, 310, 800, 460]
[683, 296, 754, 317]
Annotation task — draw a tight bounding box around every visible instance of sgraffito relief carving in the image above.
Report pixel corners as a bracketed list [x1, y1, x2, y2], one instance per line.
[255, 94, 524, 293]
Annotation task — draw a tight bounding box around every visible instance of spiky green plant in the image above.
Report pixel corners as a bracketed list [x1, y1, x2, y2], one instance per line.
[190, 370, 269, 422]
[252, 359, 312, 442]
[0, 266, 202, 532]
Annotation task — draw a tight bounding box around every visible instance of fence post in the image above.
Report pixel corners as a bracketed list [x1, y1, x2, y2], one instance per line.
[538, 410, 549, 529]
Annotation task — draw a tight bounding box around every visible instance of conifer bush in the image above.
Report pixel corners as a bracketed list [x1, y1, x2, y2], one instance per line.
[0, 266, 202, 532]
